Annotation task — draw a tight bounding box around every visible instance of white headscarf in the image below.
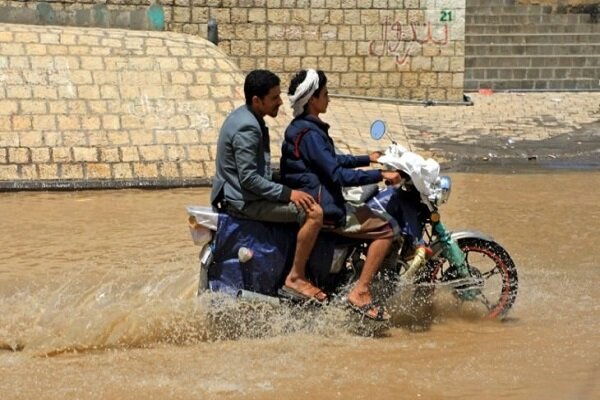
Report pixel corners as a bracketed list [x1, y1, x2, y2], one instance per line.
[288, 69, 319, 117]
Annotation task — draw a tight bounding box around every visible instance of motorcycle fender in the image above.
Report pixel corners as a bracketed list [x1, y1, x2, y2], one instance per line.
[197, 243, 212, 294]
[428, 230, 495, 258]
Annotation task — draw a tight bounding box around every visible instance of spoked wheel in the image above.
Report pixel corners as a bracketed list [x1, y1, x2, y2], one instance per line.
[425, 238, 518, 319]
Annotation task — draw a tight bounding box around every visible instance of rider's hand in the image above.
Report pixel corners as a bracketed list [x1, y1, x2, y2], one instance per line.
[369, 151, 383, 163]
[381, 170, 401, 185]
[290, 190, 317, 211]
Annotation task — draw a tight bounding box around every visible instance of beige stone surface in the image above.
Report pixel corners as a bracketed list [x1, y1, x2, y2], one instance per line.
[167, 1, 465, 100]
[112, 163, 133, 179]
[0, 23, 246, 184]
[519, 0, 597, 6]
[1, 16, 598, 188]
[317, 92, 600, 163]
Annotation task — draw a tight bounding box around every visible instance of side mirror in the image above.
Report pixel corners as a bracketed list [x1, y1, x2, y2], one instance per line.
[370, 120, 386, 141]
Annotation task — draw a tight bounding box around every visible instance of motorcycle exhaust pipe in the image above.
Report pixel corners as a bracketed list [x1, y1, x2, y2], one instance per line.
[236, 289, 280, 306]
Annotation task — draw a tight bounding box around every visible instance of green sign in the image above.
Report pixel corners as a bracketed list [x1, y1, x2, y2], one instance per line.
[440, 10, 453, 22]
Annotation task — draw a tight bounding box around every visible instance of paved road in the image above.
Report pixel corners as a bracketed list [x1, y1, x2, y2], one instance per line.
[270, 92, 600, 171]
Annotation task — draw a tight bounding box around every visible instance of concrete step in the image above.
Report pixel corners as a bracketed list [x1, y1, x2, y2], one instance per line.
[464, 0, 600, 92]
[465, 55, 600, 68]
[465, 5, 554, 15]
[466, 33, 600, 45]
[465, 43, 600, 56]
[466, 14, 592, 24]
[465, 67, 600, 80]
[467, 0, 516, 6]
[464, 78, 600, 91]
[466, 23, 600, 34]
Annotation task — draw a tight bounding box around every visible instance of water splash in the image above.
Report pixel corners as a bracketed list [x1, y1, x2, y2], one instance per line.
[0, 256, 529, 357]
[0, 267, 205, 355]
[0, 267, 393, 356]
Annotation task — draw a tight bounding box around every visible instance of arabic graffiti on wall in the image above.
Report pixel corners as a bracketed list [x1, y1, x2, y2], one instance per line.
[0, 57, 75, 96]
[128, 94, 212, 133]
[117, 60, 213, 133]
[368, 17, 450, 65]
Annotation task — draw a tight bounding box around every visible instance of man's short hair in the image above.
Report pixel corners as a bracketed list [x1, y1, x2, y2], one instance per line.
[244, 70, 280, 105]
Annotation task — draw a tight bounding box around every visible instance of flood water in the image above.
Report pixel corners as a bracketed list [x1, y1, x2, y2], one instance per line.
[0, 171, 598, 399]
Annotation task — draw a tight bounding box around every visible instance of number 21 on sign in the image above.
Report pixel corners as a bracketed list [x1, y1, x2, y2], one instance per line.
[440, 10, 453, 22]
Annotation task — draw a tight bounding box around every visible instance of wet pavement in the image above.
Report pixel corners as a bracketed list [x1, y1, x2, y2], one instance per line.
[1, 172, 599, 399]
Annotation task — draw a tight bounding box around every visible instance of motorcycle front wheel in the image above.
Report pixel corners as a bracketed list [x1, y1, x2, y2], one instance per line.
[423, 238, 518, 320]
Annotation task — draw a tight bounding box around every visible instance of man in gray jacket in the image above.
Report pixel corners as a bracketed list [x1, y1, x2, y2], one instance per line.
[211, 70, 326, 302]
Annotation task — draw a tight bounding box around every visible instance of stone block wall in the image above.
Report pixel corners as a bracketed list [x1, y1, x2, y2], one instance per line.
[0, 23, 249, 187]
[1, 0, 467, 101]
[209, 0, 466, 101]
[518, 0, 598, 6]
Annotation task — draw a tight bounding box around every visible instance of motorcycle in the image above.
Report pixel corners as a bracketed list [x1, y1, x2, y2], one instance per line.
[186, 120, 518, 324]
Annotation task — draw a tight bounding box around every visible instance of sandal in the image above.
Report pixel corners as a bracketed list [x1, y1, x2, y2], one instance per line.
[279, 285, 328, 303]
[347, 299, 390, 322]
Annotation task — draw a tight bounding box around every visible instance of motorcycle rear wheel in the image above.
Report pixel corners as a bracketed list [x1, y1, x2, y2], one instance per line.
[424, 238, 518, 319]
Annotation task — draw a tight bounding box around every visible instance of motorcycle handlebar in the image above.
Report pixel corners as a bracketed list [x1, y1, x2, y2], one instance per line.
[382, 170, 411, 187]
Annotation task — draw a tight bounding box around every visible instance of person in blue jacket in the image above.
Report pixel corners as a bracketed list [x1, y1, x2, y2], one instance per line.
[280, 69, 402, 321]
[211, 70, 326, 302]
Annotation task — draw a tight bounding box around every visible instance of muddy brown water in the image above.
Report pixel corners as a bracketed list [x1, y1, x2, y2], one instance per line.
[0, 172, 598, 400]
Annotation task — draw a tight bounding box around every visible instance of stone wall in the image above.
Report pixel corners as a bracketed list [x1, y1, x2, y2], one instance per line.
[521, 1, 600, 18]
[518, 0, 598, 6]
[0, 0, 467, 101]
[0, 23, 249, 188]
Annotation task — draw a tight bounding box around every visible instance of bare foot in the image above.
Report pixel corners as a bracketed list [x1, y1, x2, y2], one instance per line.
[284, 277, 327, 302]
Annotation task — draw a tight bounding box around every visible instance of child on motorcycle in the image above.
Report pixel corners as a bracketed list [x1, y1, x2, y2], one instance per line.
[280, 69, 402, 321]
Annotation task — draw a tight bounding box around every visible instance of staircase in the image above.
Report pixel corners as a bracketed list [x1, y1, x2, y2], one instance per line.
[465, 0, 600, 91]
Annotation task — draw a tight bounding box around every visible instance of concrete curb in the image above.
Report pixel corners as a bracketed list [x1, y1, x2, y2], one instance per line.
[0, 177, 211, 192]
